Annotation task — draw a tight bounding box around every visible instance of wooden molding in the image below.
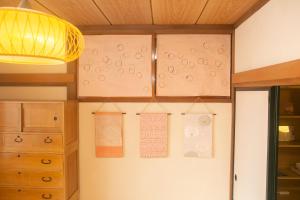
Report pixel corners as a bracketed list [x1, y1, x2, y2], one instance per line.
[78, 96, 231, 103]
[232, 59, 300, 87]
[78, 24, 234, 35]
[67, 60, 78, 100]
[0, 73, 74, 86]
[234, 0, 270, 28]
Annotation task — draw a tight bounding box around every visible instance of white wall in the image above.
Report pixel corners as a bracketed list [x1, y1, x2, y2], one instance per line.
[0, 62, 67, 100]
[79, 103, 232, 200]
[235, 0, 300, 72]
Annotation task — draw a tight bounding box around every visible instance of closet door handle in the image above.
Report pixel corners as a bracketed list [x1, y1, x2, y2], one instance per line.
[41, 194, 52, 199]
[14, 136, 23, 143]
[41, 177, 52, 182]
[234, 174, 237, 181]
[41, 159, 52, 165]
[44, 137, 53, 144]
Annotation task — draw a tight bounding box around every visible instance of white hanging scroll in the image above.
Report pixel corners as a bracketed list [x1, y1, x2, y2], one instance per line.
[183, 114, 213, 158]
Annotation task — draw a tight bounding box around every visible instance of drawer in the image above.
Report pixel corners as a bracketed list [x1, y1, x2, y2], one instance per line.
[0, 102, 21, 132]
[0, 134, 63, 153]
[0, 153, 63, 171]
[0, 187, 64, 200]
[0, 170, 64, 188]
[23, 103, 64, 133]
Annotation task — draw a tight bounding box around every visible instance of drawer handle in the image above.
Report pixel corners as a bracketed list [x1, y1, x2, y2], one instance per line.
[41, 159, 52, 164]
[53, 116, 58, 121]
[14, 136, 23, 143]
[44, 137, 53, 144]
[41, 176, 52, 182]
[42, 194, 52, 199]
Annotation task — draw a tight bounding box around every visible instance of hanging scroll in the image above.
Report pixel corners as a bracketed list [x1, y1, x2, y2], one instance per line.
[183, 114, 213, 158]
[140, 113, 168, 158]
[95, 112, 123, 157]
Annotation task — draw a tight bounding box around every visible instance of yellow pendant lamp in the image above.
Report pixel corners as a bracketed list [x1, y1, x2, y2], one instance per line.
[0, 0, 84, 65]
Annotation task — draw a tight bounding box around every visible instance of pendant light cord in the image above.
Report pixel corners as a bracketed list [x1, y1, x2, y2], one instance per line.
[18, 0, 31, 9]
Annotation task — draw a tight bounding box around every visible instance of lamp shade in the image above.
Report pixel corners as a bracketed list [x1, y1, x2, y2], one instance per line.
[0, 7, 84, 65]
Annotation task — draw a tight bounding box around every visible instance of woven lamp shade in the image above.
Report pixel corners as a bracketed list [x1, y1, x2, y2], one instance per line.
[0, 7, 84, 65]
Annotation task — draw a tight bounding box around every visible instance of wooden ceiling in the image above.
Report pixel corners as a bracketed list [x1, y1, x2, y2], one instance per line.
[0, 0, 268, 26]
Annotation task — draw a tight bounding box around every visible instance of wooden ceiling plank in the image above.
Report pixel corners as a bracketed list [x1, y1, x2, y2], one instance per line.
[35, 0, 110, 26]
[0, 0, 55, 15]
[151, 0, 208, 24]
[197, 0, 263, 24]
[93, 0, 152, 25]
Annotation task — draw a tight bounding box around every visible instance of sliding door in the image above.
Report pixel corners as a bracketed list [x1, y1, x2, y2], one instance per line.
[233, 88, 279, 200]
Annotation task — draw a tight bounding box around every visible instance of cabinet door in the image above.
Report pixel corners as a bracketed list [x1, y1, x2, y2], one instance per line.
[0, 103, 21, 132]
[23, 103, 64, 133]
[233, 90, 270, 200]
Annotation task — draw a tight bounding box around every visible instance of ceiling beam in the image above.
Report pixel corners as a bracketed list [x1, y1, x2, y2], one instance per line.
[0, 73, 74, 86]
[78, 24, 234, 35]
[234, 0, 270, 28]
[233, 59, 300, 87]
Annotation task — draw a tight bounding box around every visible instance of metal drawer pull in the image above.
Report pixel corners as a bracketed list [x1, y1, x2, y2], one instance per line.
[44, 137, 53, 144]
[41, 159, 52, 164]
[14, 136, 23, 143]
[42, 194, 52, 199]
[41, 176, 52, 182]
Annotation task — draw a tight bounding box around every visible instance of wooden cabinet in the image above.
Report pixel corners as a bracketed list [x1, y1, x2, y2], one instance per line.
[0, 103, 21, 132]
[277, 87, 300, 200]
[0, 101, 78, 200]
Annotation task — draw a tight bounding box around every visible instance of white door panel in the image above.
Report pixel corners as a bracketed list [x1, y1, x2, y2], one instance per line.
[233, 91, 269, 200]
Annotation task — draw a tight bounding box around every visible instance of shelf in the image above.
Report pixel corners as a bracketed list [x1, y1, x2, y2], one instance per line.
[278, 187, 300, 191]
[278, 168, 300, 180]
[280, 115, 300, 119]
[279, 141, 300, 148]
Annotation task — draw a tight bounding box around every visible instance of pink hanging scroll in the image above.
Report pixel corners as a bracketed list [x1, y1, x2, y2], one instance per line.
[95, 112, 123, 157]
[140, 113, 168, 158]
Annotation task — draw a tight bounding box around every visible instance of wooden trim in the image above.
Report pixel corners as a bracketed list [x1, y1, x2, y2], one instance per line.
[232, 59, 300, 87]
[66, 141, 79, 156]
[152, 34, 157, 97]
[78, 96, 231, 103]
[67, 60, 78, 100]
[78, 24, 234, 35]
[68, 190, 79, 200]
[234, 0, 270, 28]
[229, 29, 235, 200]
[0, 73, 74, 86]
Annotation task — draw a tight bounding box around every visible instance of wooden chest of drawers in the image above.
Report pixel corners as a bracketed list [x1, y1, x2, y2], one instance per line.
[0, 101, 78, 200]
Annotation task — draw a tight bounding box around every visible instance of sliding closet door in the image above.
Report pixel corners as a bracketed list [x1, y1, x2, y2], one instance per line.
[233, 89, 272, 200]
